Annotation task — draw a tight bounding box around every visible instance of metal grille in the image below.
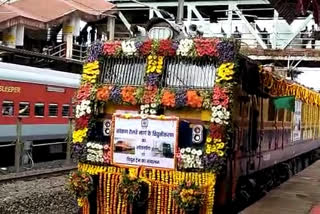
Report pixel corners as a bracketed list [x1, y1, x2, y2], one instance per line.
[164, 58, 217, 89]
[100, 57, 146, 86]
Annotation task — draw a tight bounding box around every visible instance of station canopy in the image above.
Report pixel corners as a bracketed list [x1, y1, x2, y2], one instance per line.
[269, 0, 320, 25]
[0, 0, 115, 30]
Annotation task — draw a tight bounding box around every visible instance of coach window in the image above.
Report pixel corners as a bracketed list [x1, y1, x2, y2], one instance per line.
[49, 104, 58, 117]
[62, 105, 70, 117]
[2, 101, 14, 116]
[286, 110, 292, 122]
[278, 109, 285, 121]
[19, 102, 30, 116]
[34, 103, 45, 117]
[267, 99, 276, 121]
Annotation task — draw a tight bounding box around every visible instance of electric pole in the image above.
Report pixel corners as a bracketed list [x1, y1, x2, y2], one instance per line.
[176, 0, 184, 25]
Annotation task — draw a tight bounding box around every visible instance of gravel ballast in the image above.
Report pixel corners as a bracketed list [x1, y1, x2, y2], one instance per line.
[0, 175, 78, 214]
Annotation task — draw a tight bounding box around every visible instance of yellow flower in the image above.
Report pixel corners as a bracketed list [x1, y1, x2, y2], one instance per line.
[217, 143, 225, 149]
[124, 113, 131, 119]
[206, 136, 212, 143]
[73, 128, 88, 143]
[217, 150, 224, 157]
[213, 139, 222, 144]
[158, 115, 165, 120]
[216, 62, 234, 83]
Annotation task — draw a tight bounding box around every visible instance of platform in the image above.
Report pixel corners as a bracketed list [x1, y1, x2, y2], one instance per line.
[242, 160, 320, 214]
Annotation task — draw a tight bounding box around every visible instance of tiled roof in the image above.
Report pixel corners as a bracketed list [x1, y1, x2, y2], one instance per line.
[0, 0, 115, 30]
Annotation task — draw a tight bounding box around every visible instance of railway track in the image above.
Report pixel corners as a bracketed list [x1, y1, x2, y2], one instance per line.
[0, 165, 77, 183]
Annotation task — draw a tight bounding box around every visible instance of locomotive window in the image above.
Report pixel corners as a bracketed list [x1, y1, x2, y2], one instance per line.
[49, 104, 58, 117]
[2, 101, 14, 116]
[62, 105, 70, 117]
[164, 58, 216, 89]
[34, 103, 44, 117]
[19, 102, 30, 117]
[100, 57, 145, 86]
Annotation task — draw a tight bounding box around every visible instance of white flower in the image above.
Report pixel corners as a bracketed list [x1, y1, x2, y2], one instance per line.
[151, 103, 157, 108]
[140, 105, 145, 110]
[197, 150, 202, 156]
[144, 108, 149, 113]
[177, 39, 194, 56]
[186, 147, 191, 153]
[145, 104, 150, 108]
[180, 148, 185, 154]
[191, 149, 197, 155]
[150, 109, 157, 115]
[215, 118, 222, 124]
[122, 40, 137, 56]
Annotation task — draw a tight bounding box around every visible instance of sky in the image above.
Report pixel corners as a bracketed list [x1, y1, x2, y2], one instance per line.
[296, 68, 320, 91]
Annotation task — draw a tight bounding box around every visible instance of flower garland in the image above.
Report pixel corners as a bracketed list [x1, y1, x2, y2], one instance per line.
[82, 61, 99, 84]
[172, 181, 205, 211]
[261, 68, 320, 106]
[77, 163, 216, 214]
[67, 171, 93, 207]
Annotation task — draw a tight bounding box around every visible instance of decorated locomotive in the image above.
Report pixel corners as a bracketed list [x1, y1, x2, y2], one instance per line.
[69, 18, 320, 213]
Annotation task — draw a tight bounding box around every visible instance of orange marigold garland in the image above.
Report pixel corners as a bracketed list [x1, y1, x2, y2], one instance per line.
[186, 90, 203, 108]
[96, 85, 113, 101]
[161, 89, 176, 108]
[121, 86, 137, 105]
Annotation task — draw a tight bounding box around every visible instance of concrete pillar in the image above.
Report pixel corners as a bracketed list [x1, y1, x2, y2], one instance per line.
[108, 16, 115, 41]
[3, 25, 17, 48]
[16, 24, 24, 47]
[63, 15, 80, 58]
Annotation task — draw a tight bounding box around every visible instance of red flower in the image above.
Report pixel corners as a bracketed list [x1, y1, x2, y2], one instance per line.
[103, 41, 121, 56]
[139, 40, 152, 56]
[76, 84, 91, 102]
[209, 123, 224, 139]
[158, 39, 176, 56]
[194, 38, 219, 57]
[212, 86, 229, 107]
[75, 115, 90, 130]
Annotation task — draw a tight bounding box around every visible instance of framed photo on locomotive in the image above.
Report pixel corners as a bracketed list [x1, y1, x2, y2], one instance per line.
[111, 114, 179, 170]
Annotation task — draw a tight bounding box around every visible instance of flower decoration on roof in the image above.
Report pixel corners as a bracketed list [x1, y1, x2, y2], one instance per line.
[194, 38, 219, 57]
[122, 40, 137, 56]
[103, 41, 122, 56]
[176, 39, 195, 57]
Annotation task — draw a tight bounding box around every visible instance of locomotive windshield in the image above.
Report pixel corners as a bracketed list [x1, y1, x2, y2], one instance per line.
[100, 57, 216, 89]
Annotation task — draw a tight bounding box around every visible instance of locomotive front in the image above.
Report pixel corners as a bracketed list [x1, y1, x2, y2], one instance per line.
[70, 18, 245, 214]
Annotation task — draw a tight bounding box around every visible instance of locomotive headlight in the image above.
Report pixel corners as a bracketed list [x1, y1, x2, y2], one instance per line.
[148, 27, 173, 40]
[192, 124, 203, 144]
[103, 119, 112, 136]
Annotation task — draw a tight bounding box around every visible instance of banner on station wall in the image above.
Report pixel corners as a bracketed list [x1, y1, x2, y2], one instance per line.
[112, 114, 179, 169]
[293, 100, 302, 141]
